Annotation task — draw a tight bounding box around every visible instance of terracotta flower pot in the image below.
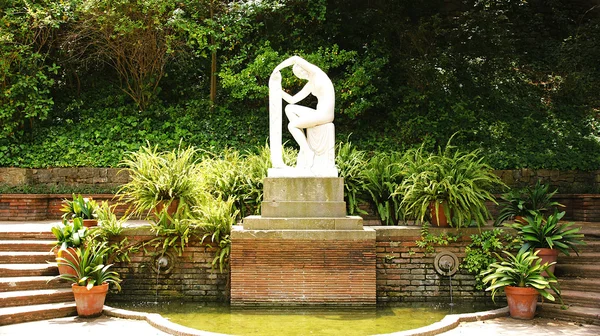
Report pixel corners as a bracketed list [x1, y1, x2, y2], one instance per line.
[154, 199, 180, 218]
[514, 216, 526, 223]
[72, 282, 109, 317]
[55, 247, 79, 277]
[505, 286, 539, 320]
[82, 219, 98, 227]
[534, 248, 559, 276]
[67, 218, 97, 227]
[429, 201, 450, 227]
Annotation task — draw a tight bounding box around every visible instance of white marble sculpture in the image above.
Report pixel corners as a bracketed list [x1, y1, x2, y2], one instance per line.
[268, 56, 338, 177]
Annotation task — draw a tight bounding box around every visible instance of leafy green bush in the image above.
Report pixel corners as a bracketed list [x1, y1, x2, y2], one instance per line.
[462, 229, 522, 290]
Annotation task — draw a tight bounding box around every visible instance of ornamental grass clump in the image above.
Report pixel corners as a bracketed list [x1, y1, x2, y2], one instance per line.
[117, 143, 204, 216]
[362, 151, 406, 225]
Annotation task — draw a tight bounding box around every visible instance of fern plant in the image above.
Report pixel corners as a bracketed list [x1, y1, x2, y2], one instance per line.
[398, 138, 505, 227]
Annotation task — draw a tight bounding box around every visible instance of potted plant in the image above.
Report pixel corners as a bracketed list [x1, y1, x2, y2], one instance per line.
[50, 217, 88, 276]
[481, 249, 561, 319]
[61, 194, 99, 227]
[398, 139, 504, 227]
[55, 241, 121, 317]
[508, 210, 585, 275]
[117, 143, 204, 217]
[494, 181, 563, 226]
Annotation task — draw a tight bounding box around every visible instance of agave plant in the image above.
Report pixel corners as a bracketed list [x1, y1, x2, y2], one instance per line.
[481, 249, 560, 302]
[56, 241, 121, 291]
[508, 210, 585, 256]
[60, 194, 98, 220]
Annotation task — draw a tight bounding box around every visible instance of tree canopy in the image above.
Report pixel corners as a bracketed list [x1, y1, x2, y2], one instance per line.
[1, 0, 599, 169]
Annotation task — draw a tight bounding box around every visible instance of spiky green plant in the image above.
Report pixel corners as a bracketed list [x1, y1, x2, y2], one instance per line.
[494, 181, 563, 226]
[362, 151, 406, 225]
[481, 249, 560, 302]
[508, 210, 585, 256]
[51, 217, 88, 251]
[117, 142, 204, 216]
[60, 194, 98, 220]
[398, 138, 505, 227]
[336, 140, 368, 216]
[55, 242, 121, 291]
[193, 196, 238, 272]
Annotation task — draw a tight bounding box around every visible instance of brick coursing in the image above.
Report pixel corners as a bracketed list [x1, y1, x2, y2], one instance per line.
[107, 232, 229, 303]
[375, 229, 490, 303]
[230, 238, 376, 306]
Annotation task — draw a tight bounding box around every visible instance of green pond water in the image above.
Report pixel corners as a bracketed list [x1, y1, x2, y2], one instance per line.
[109, 302, 499, 336]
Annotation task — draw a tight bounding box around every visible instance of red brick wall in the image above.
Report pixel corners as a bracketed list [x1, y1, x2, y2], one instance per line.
[107, 230, 228, 303]
[376, 227, 487, 303]
[0, 194, 131, 220]
[104, 227, 491, 304]
[0, 194, 48, 221]
[230, 238, 376, 306]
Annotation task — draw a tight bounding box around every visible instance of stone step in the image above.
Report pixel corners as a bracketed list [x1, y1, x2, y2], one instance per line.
[578, 240, 600, 252]
[537, 303, 600, 326]
[0, 264, 57, 277]
[556, 264, 600, 278]
[0, 301, 77, 326]
[0, 240, 56, 252]
[0, 276, 70, 292]
[560, 290, 600, 309]
[558, 252, 600, 264]
[0, 288, 74, 308]
[559, 278, 600, 292]
[0, 251, 55, 264]
[0, 231, 55, 241]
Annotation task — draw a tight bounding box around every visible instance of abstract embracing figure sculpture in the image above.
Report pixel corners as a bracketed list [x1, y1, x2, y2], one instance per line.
[268, 56, 338, 177]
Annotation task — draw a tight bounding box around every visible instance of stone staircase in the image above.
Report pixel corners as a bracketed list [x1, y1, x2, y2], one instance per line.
[0, 224, 76, 325]
[537, 222, 600, 325]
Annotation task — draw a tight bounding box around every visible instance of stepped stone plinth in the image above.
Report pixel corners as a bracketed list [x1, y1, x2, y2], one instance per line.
[231, 177, 376, 306]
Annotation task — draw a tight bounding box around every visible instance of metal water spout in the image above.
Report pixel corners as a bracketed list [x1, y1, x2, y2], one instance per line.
[155, 256, 170, 303]
[434, 251, 459, 307]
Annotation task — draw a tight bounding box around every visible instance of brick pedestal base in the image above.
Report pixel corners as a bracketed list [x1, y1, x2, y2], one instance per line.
[230, 227, 376, 306]
[231, 177, 376, 306]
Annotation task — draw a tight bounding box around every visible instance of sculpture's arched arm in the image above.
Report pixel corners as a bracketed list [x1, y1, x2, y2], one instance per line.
[282, 83, 311, 104]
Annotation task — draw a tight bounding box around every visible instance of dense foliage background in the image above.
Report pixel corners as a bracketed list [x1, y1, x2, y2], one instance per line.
[1, 0, 599, 169]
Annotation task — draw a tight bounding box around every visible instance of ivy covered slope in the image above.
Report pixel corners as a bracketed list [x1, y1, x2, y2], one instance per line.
[1, 1, 599, 170]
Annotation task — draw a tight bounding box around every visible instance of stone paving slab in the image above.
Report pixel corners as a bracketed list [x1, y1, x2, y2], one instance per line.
[439, 317, 600, 336]
[0, 315, 171, 336]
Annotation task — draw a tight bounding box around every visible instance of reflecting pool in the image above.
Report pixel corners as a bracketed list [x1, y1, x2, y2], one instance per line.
[109, 301, 498, 336]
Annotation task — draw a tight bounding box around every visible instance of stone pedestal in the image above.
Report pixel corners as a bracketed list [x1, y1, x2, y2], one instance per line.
[230, 177, 376, 306]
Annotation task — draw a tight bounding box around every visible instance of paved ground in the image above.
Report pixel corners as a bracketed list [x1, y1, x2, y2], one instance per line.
[439, 317, 600, 335]
[1, 315, 599, 336]
[0, 315, 171, 336]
